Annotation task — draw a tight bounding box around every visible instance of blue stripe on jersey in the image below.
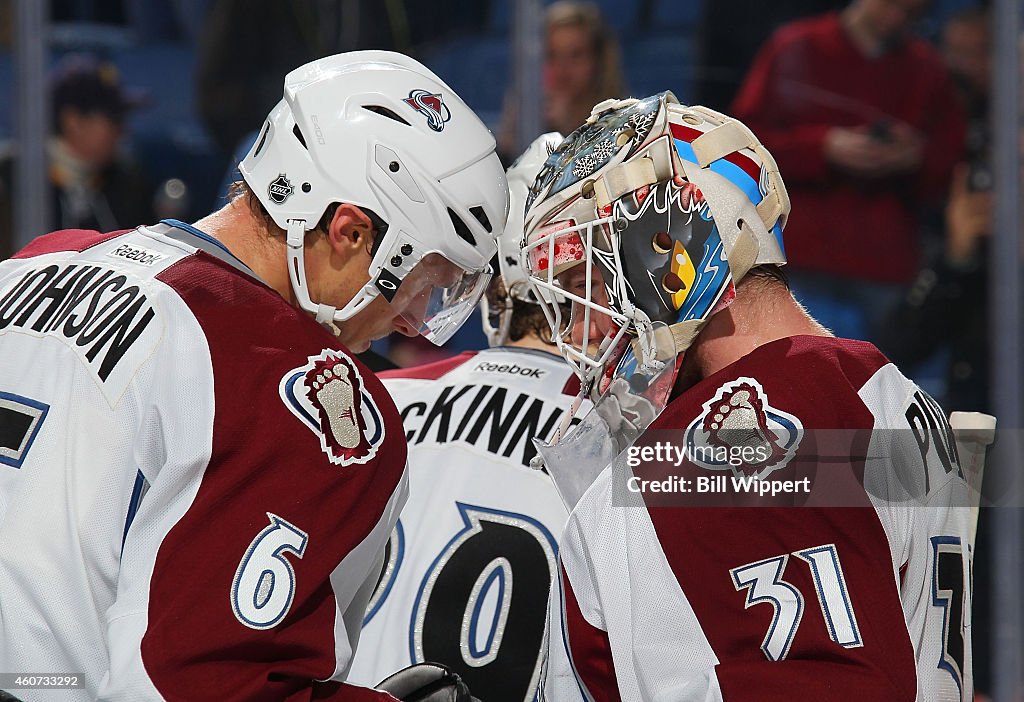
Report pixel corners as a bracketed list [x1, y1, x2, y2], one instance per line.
[363, 519, 406, 627]
[121, 469, 147, 555]
[162, 216, 254, 270]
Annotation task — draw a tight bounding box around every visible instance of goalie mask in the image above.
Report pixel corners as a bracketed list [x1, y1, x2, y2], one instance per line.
[521, 92, 790, 399]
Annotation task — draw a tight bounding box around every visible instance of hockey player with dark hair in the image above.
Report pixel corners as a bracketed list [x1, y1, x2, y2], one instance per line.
[0, 52, 506, 701]
[522, 93, 974, 701]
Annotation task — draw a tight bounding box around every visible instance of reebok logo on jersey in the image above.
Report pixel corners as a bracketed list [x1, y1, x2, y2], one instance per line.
[279, 349, 385, 466]
[683, 377, 803, 479]
[473, 362, 545, 379]
[106, 244, 166, 266]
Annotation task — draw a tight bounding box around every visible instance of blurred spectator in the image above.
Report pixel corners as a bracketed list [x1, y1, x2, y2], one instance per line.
[943, 4, 991, 190]
[0, 54, 155, 258]
[694, 0, 846, 112]
[880, 5, 992, 414]
[497, 0, 626, 161]
[196, 0, 406, 157]
[731, 0, 966, 343]
[881, 163, 990, 408]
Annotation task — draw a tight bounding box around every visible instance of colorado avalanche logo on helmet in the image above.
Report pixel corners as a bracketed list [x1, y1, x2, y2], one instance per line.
[684, 377, 803, 478]
[279, 350, 385, 466]
[404, 89, 451, 132]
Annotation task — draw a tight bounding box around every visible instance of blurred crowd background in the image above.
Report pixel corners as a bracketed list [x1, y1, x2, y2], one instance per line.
[0, 1, 1019, 698]
[0, 0, 1003, 410]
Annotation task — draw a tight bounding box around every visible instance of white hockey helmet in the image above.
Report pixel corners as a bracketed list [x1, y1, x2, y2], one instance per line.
[239, 51, 509, 345]
[482, 132, 564, 347]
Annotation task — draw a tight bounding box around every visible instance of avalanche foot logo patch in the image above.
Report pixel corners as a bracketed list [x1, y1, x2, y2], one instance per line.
[684, 377, 803, 478]
[279, 350, 384, 466]
[404, 89, 451, 132]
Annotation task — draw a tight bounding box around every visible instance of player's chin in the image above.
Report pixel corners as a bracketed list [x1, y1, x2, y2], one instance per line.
[337, 330, 372, 354]
[349, 338, 372, 353]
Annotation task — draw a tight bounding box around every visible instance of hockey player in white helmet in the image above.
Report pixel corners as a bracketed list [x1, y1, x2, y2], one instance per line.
[0, 52, 505, 701]
[523, 93, 974, 701]
[348, 133, 593, 702]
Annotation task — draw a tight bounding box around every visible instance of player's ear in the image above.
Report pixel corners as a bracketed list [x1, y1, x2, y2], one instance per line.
[326, 204, 374, 260]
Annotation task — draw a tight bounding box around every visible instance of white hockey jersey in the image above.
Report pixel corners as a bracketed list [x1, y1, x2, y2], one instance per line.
[0, 223, 407, 701]
[544, 336, 973, 702]
[348, 347, 582, 701]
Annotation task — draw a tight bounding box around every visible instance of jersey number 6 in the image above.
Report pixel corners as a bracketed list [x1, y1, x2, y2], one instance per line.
[231, 513, 309, 630]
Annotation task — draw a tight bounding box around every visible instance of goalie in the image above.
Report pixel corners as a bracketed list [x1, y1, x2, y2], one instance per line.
[523, 92, 975, 701]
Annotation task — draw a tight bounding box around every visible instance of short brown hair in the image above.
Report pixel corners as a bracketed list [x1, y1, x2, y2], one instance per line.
[486, 276, 562, 345]
[228, 179, 341, 238]
[509, 297, 560, 344]
[744, 263, 789, 289]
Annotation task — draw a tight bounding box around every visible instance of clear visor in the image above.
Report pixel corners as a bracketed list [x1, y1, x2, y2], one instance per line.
[390, 252, 492, 346]
[522, 217, 632, 393]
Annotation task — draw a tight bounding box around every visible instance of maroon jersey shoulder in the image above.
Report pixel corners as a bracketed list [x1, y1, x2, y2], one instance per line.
[380, 351, 478, 381]
[653, 335, 887, 434]
[155, 250, 404, 456]
[635, 335, 917, 699]
[11, 228, 132, 259]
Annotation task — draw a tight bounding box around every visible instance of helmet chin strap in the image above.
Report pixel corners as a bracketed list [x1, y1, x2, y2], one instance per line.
[285, 219, 384, 336]
[286, 219, 339, 327]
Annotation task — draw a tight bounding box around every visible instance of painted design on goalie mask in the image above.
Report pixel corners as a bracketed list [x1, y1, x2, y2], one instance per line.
[404, 89, 452, 132]
[523, 94, 743, 339]
[684, 377, 803, 479]
[525, 93, 663, 213]
[596, 175, 718, 326]
[279, 350, 385, 466]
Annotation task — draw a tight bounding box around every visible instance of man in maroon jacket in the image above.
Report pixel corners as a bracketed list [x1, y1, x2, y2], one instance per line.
[731, 0, 965, 343]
